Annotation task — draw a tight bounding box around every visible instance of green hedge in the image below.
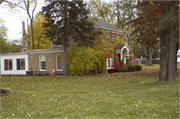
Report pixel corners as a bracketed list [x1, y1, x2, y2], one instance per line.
[135, 65, 142, 71]
[127, 65, 136, 72]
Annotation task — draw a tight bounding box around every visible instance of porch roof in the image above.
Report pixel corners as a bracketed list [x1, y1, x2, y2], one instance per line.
[115, 45, 125, 49]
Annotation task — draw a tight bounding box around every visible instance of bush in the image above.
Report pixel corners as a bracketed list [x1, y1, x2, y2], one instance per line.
[127, 65, 136, 72]
[135, 65, 142, 71]
[58, 44, 104, 76]
[120, 65, 128, 72]
[114, 68, 121, 72]
[112, 62, 121, 69]
[108, 69, 114, 73]
[120, 60, 124, 67]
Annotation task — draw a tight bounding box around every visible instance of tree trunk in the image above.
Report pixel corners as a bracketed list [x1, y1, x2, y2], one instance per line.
[159, 1, 176, 82]
[63, 42, 68, 75]
[30, 19, 35, 50]
[146, 57, 150, 66]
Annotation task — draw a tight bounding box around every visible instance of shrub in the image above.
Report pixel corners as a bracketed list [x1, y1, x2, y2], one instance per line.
[135, 65, 142, 71]
[112, 62, 121, 69]
[120, 65, 128, 72]
[127, 65, 136, 72]
[114, 68, 121, 72]
[58, 44, 104, 76]
[120, 60, 124, 67]
[108, 69, 114, 73]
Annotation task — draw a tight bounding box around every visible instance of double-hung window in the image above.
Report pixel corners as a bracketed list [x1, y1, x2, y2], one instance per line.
[39, 55, 46, 71]
[56, 54, 63, 71]
[107, 58, 113, 69]
[17, 58, 25, 70]
[4, 59, 12, 70]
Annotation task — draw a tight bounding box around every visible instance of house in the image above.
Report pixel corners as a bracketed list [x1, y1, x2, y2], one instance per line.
[17, 45, 27, 52]
[0, 17, 130, 75]
[88, 17, 130, 69]
[177, 50, 180, 62]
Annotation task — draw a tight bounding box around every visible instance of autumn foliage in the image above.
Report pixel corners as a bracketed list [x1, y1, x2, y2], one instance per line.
[27, 13, 51, 50]
[131, 1, 159, 48]
[112, 62, 121, 69]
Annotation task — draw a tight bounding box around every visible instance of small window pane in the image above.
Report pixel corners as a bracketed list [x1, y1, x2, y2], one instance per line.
[57, 54, 63, 70]
[9, 59, 12, 70]
[17, 59, 20, 70]
[41, 62, 46, 70]
[108, 59, 110, 68]
[4, 59, 13, 70]
[21, 59, 25, 70]
[4, 59, 8, 70]
[17, 59, 25, 70]
[39, 55, 46, 70]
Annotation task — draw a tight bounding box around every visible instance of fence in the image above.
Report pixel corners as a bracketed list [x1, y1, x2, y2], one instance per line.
[134, 59, 160, 65]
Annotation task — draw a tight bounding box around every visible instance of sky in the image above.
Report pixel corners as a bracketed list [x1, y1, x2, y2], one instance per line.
[0, 0, 110, 43]
[0, 0, 45, 41]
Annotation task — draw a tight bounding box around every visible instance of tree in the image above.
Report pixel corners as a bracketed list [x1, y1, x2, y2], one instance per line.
[110, 0, 137, 30]
[42, 0, 95, 75]
[59, 44, 103, 76]
[1, 0, 38, 50]
[27, 13, 51, 50]
[158, 1, 179, 82]
[85, 0, 115, 24]
[131, 1, 179, 81]
[0, 17, 9, 53]
[133, 43, 160, 65]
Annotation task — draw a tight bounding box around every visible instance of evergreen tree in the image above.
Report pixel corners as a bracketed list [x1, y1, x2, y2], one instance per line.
[41, 0, 95, 75]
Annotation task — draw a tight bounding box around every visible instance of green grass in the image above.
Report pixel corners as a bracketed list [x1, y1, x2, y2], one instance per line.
[1, 67, 179, 118]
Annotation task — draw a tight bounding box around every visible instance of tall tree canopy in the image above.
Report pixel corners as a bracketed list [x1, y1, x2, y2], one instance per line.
[27, 13, 51, 50]
[0, 17, 22, 53]
[41, 0, 95, 75]
[131, 1, 179, 81]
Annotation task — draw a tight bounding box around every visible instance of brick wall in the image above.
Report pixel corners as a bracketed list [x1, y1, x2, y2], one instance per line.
[29, 52, 63, 75]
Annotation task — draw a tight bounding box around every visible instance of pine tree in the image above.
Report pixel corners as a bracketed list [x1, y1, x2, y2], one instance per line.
[41, 0, 95, 75]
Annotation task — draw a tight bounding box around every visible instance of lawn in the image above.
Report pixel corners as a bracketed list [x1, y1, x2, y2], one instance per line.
[1, 65, 179, 118]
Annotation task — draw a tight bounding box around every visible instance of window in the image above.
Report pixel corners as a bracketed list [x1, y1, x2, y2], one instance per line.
[56, 54, 63, 71]
[107, 58, 113, 69]
[39, 55, 46, 71]
[107, 32, 112, 43]
[4, 59, 12, 70]
[17, 58, 25, 70]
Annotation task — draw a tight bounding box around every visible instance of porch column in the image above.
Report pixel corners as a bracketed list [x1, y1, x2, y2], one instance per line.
[121, 50, 123, 61]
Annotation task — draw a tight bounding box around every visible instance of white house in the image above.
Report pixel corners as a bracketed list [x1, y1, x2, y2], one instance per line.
[177, 50, 180, 62]
[0, 53, 29, 75]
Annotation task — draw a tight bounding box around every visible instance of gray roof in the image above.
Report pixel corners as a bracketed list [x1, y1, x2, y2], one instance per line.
[116, 45, 125, 49]
[87, 17, 130, 34]
[17, 45, 27, 49]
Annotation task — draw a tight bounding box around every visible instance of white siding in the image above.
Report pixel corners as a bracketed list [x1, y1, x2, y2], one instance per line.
[1, 54, 29, 75]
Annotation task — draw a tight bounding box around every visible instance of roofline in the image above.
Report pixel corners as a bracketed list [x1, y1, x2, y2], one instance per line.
[0, 52, 28, 56]
[93, 27, 131, 34]
[0, 49, 64, 56]
[27, 49, 63, 54]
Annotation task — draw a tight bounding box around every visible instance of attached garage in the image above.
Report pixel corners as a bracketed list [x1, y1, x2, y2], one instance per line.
[0, 53, 29, 75]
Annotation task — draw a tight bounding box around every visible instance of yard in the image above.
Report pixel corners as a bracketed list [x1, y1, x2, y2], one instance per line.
[1, 64, 179, 118]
